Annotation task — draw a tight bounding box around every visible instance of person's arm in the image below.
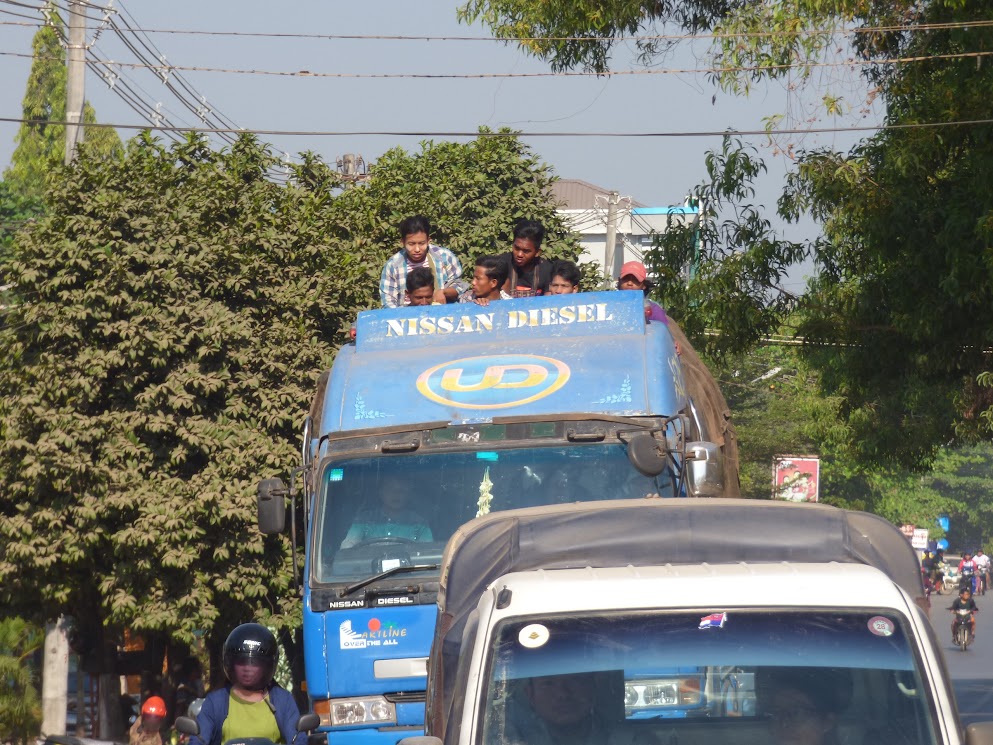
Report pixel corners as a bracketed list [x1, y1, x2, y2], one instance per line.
[188, 691, 222, 745]
[271, 687, 303, 745]
[379, 257, 402, 309]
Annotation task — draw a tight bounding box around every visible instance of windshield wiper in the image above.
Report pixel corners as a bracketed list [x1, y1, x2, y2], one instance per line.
[341, 563, 440, 597]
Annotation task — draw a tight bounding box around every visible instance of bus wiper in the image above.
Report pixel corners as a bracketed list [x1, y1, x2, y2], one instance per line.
[341, 564, 440, 597]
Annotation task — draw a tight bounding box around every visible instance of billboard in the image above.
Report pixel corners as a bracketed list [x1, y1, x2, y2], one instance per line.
[773, 456, 820, 502]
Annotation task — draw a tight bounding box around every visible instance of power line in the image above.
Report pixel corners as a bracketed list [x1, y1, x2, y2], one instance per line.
[3, 46, 990, 79]
[3, 113, 993, 138]
[6, 14, 993, 43]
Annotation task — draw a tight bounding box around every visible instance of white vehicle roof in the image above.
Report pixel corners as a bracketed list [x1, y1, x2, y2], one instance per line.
[487, 561, 912, 621]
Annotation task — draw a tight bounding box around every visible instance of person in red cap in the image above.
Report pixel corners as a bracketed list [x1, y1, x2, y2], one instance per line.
[131, 696, 166, 745]
[617, 260, 668, 324]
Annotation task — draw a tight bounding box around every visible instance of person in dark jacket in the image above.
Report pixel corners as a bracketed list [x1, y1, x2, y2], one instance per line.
[189, 624, 304, 745]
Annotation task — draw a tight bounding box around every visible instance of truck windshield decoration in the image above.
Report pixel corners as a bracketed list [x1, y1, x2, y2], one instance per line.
[314, 444, 673, 584]
[480, 610, 938, 745]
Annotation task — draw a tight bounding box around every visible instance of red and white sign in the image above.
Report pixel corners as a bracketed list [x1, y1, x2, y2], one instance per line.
[773, 456, 820, 502]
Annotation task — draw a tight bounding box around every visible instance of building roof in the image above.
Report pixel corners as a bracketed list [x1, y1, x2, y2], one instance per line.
[551, 178, 646, 210]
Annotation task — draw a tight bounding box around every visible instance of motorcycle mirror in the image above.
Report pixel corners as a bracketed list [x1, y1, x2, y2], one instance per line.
[174, 717, 200, 737]
[297, 713, 320, 733]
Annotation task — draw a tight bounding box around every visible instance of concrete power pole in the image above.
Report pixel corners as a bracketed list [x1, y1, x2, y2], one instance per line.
[41, 617, 70, 737]
[602, 190, 620, 287]
[64, 0, 86, 164]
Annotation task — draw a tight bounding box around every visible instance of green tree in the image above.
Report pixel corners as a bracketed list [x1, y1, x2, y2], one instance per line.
[4, 21, 122, 202]
[0, 129, 578, 675]
[460, 0, 993, 466]
[0, 617, 44, 745]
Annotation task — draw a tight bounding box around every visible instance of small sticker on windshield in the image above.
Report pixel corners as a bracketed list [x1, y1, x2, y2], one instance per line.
[868, 616, 895, 637]
[518, 624, 550, 648]
[329, 468, 344, 482]
[477, 452, 499, 462]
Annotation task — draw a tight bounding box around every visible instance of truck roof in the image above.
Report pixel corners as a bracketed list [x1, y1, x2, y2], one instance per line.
[488, 562, 910, 618]
[319, 291, 685, 432]
[437, 498, 923, 637]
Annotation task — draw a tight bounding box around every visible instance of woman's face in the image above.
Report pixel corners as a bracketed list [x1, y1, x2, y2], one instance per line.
[768, 688, 835, 745]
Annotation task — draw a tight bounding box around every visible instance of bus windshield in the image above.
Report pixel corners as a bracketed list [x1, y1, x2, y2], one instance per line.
[313, 443, 674, 583]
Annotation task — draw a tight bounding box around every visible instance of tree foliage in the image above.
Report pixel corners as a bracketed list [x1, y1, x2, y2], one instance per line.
[0, 617, 43, 745]
[461, 0, 993, 467]
[0, 129, 578, 663]
[4, 22, 122, 202]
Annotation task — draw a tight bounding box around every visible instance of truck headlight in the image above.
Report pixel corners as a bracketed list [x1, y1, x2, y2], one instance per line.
[313, 696, 398, 727]
[625, 677, 703, 710]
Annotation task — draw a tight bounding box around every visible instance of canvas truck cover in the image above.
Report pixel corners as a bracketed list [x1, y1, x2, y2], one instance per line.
[426, 498, 923, 733]
[319, 291, 686, 432]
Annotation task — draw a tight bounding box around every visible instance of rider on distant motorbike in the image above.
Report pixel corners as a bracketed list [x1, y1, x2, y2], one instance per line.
[959, 552, 978, 593]
[975, 549, 991, 595]
[950, 587, 978, 641]
[188, 623, 304, 745]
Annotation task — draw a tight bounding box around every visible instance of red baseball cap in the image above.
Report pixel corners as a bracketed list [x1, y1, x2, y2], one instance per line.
[619, 261, 647, 283]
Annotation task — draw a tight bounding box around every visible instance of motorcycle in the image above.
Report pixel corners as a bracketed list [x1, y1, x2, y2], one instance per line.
[174, 711, 320, 745]
[952, 608, 975, 651]
[959, 568, 976, 594]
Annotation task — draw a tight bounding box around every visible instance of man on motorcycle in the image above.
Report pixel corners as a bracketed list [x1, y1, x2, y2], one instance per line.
[950, 587, 978, 641]
[975, 549, 990, 595]
[189, 624, 304, 745]
[131, 696, 167, 745]
[959, 552, 978, 593]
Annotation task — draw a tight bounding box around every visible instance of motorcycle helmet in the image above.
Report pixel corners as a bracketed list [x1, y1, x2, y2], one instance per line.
[141, 696, 167, 731]
[222, 623, 278, 692]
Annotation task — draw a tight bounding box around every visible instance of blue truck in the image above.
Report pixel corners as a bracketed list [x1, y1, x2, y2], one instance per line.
[256, 290, 737, 745]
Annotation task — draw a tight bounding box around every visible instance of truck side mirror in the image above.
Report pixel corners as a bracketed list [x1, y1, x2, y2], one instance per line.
[685, 441, 724, 497]
[257, 477, 288, 534]
[627, 433, 669, 477]
[296, 712, 321, 733]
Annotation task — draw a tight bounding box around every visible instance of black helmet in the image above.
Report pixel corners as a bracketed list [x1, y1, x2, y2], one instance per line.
[222, 623, 278, 691]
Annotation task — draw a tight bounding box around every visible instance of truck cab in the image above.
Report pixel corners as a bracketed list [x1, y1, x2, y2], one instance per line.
[416, 499, 993, 745]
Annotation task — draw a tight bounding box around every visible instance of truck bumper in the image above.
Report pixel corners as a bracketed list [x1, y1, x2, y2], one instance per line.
[312, 726, 425, 745]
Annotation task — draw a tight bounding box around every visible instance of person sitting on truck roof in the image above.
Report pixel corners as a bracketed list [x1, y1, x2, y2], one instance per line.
[459, 255, 512, 306]
[548, 260, 581, 295]
[339, 477, 433, 549]
[617, 261, 668, 325]
[500, 219, 552, 297]
[406, 266, 443, 306]
[379, 215, 463, 307]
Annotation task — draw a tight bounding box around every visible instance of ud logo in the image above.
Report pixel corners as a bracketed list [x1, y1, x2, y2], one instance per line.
[416, 354, 570, 409]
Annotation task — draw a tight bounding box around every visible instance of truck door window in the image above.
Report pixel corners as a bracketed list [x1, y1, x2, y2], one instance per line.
[479, 610, 939, 745]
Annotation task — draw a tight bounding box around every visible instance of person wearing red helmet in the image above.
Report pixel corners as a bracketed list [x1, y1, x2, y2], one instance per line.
[188, 623, 304, 745]
[130, 696, 166, 745]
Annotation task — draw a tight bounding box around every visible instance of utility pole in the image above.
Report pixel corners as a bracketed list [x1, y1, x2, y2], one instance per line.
[64, 0, 86, 164]
[602, 190, 620, 288]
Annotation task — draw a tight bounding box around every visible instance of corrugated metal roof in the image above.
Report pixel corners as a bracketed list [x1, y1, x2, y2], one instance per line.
[551, 178, 646, 209]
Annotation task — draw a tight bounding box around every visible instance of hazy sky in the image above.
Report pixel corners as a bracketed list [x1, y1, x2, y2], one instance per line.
[0, 1, 882, 290]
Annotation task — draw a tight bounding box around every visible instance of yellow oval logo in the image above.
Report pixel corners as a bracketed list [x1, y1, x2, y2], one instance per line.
[416, 354, 570, 409]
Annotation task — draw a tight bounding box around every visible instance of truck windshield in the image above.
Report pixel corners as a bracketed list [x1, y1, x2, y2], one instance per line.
[480, 610, 938, 745]
[313, 443, 673, 583]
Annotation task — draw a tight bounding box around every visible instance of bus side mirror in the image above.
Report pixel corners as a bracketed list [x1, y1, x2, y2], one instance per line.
[258, 477, 288, 534]
[685, 441, 724, 497]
